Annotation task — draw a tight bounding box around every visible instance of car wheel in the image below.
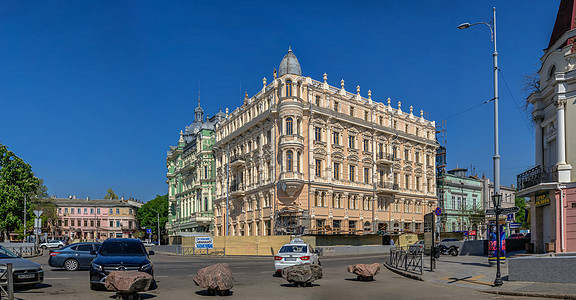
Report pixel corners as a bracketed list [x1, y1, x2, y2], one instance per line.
[41, 245, 47, 250]
[58, 245, 63, 249]
[90, 283, 99, 291]
[64, 259, 79, 271]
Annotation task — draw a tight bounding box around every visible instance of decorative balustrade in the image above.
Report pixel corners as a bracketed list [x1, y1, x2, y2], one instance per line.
[517, 165, 556, 191]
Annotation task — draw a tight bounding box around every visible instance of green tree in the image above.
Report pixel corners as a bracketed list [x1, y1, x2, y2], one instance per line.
[136, 194, 169, 242]
[105, 188, 118, 200]
[0, 144, 41, 241]
[515, 197, 529, 229]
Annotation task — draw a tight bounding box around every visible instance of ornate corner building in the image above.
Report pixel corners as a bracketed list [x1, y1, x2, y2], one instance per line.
[212, 49, 438, 236]
[166, 100, 225, 236]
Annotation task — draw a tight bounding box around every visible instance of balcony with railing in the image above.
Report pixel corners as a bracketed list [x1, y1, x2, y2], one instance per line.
[230, 181, 246, 197]
[230, 155, 246, 168]
[278, 172, 305, 197]
[279, 134, 304, 150]
[376, 181, 400, 195]
[517, 165, 557, 191]
[376, 152, 394, 165]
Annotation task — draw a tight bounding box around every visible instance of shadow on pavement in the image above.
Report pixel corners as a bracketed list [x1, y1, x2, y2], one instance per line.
[195, 290, 233, 296]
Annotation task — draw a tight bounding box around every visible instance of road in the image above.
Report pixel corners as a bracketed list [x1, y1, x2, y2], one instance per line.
[11, 251, 541, 299]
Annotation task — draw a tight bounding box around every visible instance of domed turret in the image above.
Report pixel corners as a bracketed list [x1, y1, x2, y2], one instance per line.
[278, 46, 301, 77]
[194, 96, 204, 123]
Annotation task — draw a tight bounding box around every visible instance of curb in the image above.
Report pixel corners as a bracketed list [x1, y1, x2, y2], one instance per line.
[383, 262, 424, 281]
[481, 290, 576, 299]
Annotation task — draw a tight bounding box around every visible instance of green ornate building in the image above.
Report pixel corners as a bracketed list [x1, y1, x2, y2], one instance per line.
[166, 100, 225, 237]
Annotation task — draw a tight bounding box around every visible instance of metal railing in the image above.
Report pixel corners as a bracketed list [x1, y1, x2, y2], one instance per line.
[389, 246, 423, 275]
[0, 263, 14, 300]
[517, 165, 557, 191]
[181, 246, 225, 256]
[4, 245, 40, 258]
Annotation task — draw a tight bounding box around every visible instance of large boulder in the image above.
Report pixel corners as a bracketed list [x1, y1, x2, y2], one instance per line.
[347, 263, 381, 278]
[193, 263, 234, 291]
[282, 264, 323, 284]
[105, 271, 153, 293]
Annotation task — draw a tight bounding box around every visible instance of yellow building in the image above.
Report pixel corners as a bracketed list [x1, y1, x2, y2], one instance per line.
[213, 49, 438, 236]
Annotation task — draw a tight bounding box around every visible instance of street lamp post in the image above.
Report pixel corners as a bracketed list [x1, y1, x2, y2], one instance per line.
[150, 208, 161, 246]
[458, 7, 502, 287]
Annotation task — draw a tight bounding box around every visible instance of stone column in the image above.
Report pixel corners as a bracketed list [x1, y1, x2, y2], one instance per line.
[556, 99, 567, 165]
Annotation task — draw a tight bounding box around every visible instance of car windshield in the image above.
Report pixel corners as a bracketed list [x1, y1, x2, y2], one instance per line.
[279, 245, 307, 253]
[99, 241, 146, 256]
[0, 246, 19, 259]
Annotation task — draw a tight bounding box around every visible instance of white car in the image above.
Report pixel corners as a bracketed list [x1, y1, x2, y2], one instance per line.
[274, 238, 320, 275]
[40, 240, 66, 249]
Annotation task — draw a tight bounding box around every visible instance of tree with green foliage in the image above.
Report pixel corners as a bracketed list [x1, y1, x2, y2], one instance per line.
[136, 194, 168, 243]
[105, 188, 118, 200]
[0, 144, 42, 241]
[515, 197, 530, 229]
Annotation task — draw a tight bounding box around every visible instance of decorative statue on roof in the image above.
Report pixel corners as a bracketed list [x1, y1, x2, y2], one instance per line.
[273, 68, 277, 79]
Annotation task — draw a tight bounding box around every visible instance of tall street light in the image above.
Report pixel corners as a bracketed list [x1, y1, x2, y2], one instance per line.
[458, 7, 503, 287]
[150, 208, 161, 246]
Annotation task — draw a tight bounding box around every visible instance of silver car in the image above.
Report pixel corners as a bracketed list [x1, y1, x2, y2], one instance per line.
[0, 246, 44, 287]
[274, 238, 320, 275]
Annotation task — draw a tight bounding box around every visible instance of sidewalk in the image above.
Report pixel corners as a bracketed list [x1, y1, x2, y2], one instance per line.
[385, 253, 576, 299]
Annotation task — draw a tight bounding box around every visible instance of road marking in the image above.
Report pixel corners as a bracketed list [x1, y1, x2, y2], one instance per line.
[155, 275, 169, 278]
[442, 275, 493, 287]
[46, 278, 71, 280]
[260, 271, 272, 274]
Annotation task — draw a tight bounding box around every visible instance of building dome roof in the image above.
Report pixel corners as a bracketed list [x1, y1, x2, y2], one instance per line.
[278, 47, 301, 77]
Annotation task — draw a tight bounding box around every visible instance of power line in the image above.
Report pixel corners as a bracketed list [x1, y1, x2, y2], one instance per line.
[443, 98, 492, 121]
[498, 69, 534, 137]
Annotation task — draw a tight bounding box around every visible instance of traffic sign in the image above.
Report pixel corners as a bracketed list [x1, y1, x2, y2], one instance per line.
[146, 228, 152, 234]
[485, 206, 520, 215]
[434, 207, 442, 216]
[33, 210, 43, 217]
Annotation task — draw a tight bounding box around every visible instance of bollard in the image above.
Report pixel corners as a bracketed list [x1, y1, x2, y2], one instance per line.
[7, 263, 14, 300]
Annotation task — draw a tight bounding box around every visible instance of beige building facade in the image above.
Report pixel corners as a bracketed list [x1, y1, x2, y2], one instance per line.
[213, 49, 438, 236]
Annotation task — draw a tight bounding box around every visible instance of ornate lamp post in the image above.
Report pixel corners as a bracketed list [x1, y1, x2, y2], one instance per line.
[492, 194, 503, 286]
[458, 7, 503, 286]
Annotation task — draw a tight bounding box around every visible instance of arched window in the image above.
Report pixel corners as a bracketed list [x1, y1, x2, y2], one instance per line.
[286, 117, 293, 135]
[286, 150, 293, 172]
[286, 80, 292, 97]
[549, 65, 556, 80]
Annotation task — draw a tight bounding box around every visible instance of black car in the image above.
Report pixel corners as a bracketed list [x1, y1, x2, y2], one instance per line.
[49, 242, 101, 271]
[89, 238, 154, 290]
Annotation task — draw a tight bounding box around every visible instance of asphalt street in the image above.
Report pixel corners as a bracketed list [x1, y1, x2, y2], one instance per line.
[9, 252, 547, 300]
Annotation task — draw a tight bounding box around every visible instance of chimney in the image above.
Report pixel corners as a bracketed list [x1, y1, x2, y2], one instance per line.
[86, 197, 90, 201]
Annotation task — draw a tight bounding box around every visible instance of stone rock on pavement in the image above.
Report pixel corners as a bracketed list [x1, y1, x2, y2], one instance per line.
[282, 264, 323, 283]
[193, 263, 234, 291]
[105, 271, 153, 293]
[347, 263, 381, 278]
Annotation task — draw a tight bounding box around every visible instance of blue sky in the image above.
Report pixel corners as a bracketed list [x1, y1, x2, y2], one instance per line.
[0, 1, 560, 201]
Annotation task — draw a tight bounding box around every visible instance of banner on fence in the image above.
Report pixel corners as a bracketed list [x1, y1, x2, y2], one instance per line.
[195, 237, 213, 249]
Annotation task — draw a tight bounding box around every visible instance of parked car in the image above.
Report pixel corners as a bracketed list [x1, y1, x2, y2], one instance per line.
[49, 242, 101, 271]
[89, 238, 155, 290]
[441, 238, 459, 242]
[0, 245, 44, 287]
[409, 240, 425, 253]
[274, 238, 320, 276]
[40, 240, 66, 249]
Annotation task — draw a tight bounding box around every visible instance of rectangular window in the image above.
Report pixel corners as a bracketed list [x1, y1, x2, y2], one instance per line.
[364, 111, 369, 121]
[205, 166, 208, 179]
[90, 220, 94, 227]
[129, 221, 133, 229]
[315, 159, 322, 177]
[426, 154, 430, 166]
[416, 128, 420, 137]
[129, 208, 133, 215]
[109, 209, 113, 215]
[84, 220, 88, 227]
[315, 127, 322, 141]
[333, 132, 340, 145]
[267, 130, 271, 144]
[84, 208, 87, 214]
[90, 208, 94, 214]
[349, 165, 355, 182]
[393, 120, 397, 129]
[348, 135, 355, 149]
[116, 209, 120, 214]
[405, 124, 409, 133]
[97, 208, 100, 214]
[393, 146, 398, 159]
[71, 208, 75, 214]
[349, 106, 354, 117]
[404, 149, 410, 161]
[333, 220, 341, 231]
[349, 220, 356, 232]
[97, 220, 100, 227]
[334, 101, 339, 112]
[364, 168, 370, 184]
[116, 221, 121, 227]
[416, 177, 420, 191]
[64, 219, 68, 226]
[379, 116, 383, 126]
[415, 152, 420, 163]
[405, 175, 410, 189]
[315, 96, 320, 106]
[334, 162, 340, 180]
[393, 173, 398, 185]
[363, 139, 370, 152]
[314, 193, 319, 206]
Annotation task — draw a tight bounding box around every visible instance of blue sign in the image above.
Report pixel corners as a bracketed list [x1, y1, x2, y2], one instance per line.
[434, 207, 442, 216]
[195, 237, 213, 249]
[146, 229, 152, 234]
[509, 222, 522, 228]
[506, 213, 515, 222]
